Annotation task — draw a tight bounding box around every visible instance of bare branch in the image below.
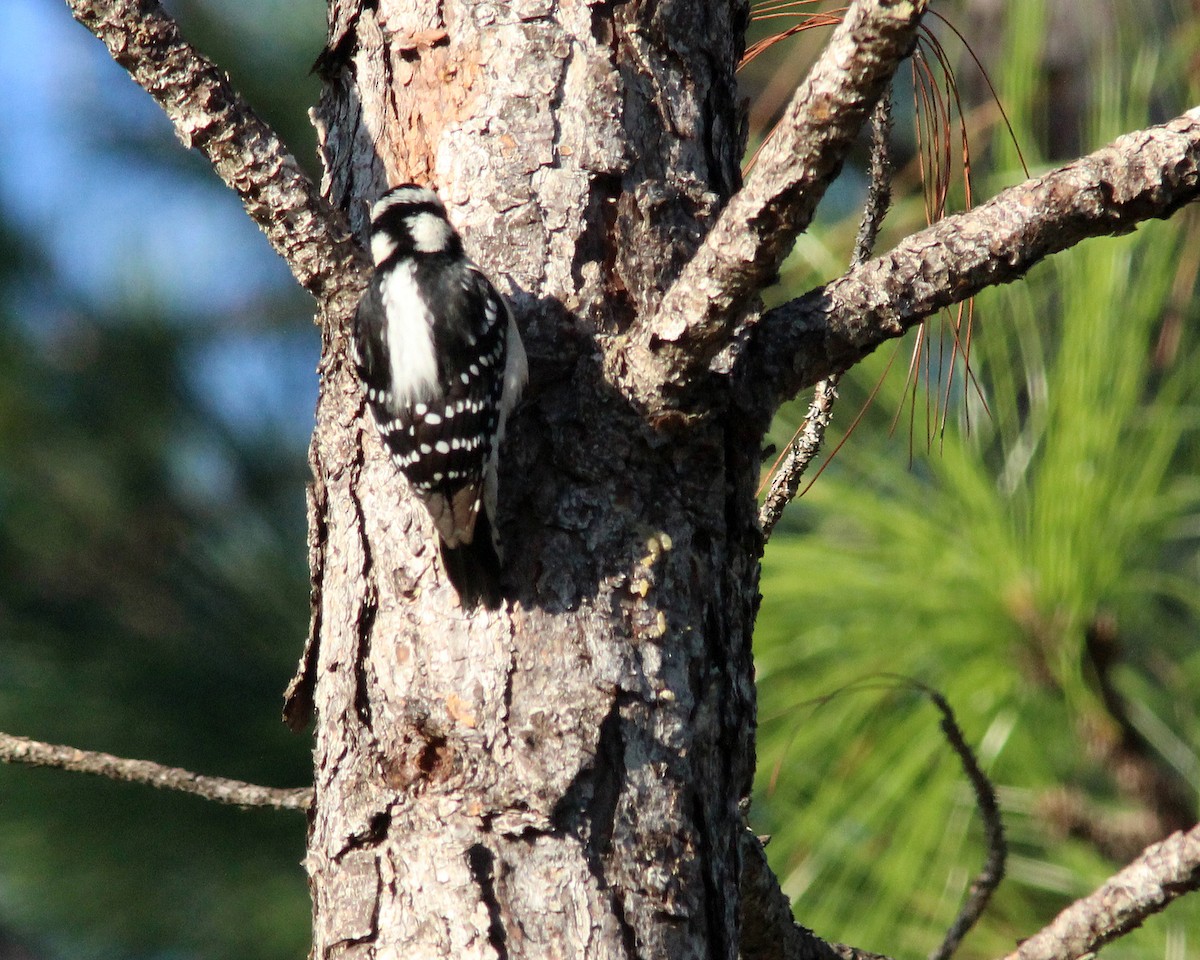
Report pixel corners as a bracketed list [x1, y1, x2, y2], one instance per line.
[924, 688, 1005, 960]
[64, 0, 367, 315]
[746, 108, 1200, 413]
[634, 0, 925, 410]
[0, 730, 312, 812]
[758, 374, 841, 536]
[737, 682, 1197, 960]
[739, 829, 896, 960]
[852, 93, 897, 266]
[759, 93, 895, 538]
[1000, 822, 1200, 960]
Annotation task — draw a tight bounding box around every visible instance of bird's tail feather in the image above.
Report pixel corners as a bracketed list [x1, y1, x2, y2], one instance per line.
[440, 512, 503, 609]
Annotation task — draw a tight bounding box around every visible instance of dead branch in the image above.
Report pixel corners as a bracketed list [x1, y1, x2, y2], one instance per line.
[924, 688, 1005, 960]
[64, 0, 366, 315]
[746, 107, 1200, 413]
[759, 93, 895, 537]
[1000, 822, 1200, 960]
[758, 375, 841, 536]
[0, 730, 311, 812]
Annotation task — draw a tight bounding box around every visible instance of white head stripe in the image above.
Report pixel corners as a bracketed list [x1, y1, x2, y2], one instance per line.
[371, 186, 442, 219]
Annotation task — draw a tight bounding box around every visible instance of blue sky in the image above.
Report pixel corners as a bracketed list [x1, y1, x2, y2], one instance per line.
[0, 0, 320, 447]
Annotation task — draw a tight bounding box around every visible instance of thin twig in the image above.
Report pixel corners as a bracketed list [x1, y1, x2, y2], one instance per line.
[1000, 822, 1200, 960]
[853, 94, 896, 264]
[739, 786, 1200, 960]
[738, 673, 1196, 960]
[920, 686, 1005, 960]
[740, 675, 1004, 960]
[758, 93, 894, 538]
[758, 374, 841, 536]
[64, 0, 366, 315]
[0, 730, 312, 812]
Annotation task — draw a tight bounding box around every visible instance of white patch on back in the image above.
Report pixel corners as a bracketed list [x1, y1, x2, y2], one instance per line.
[380, 261, 439, 406]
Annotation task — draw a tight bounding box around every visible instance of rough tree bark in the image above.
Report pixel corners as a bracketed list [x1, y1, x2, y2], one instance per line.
[298, 1, 767, 956]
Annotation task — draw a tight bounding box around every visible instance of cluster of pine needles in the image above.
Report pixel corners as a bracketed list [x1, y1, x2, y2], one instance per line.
[745, 0, 1028, 504]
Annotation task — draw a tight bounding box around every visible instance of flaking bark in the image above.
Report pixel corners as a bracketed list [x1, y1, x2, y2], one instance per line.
[303, 5, 1200, 958]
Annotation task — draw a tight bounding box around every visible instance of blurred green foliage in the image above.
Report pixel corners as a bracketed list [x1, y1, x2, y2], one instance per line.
[0, 1, 323, 957]
[753, 1, 1200, 957]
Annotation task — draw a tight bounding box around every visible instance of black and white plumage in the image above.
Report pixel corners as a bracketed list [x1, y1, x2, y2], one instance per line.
[353, 184, 527, 607]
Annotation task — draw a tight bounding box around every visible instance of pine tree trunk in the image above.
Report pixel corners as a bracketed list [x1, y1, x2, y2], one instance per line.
[303, 1, 760, 956]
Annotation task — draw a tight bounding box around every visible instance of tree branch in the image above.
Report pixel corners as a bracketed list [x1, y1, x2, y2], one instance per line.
[634, 0, 925, 410]
[924, 688, 1005, 960]
[759, 93, 895, 538]
[0, 730, 312, 812]
[747, 107, 1200, 413]
[758, 374, 840, 537]
[1000, 822, 1200, 960]
[739, 829, 896, 960]
[738, 691, 1200, 960]
[64, 0, 367, 315]
[740, 680, 1004, 960]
